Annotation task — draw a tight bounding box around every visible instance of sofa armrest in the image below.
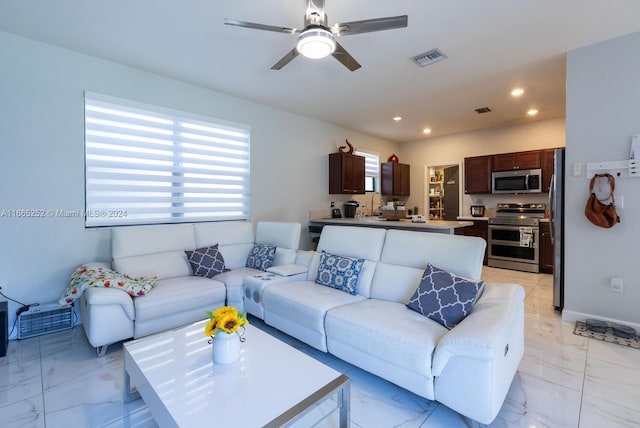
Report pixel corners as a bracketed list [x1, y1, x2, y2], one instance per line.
[84, 287, 135, 321]
[81, 261, 112, 270]
[431, 283, 524, 376]
[266, 264, 308, 277]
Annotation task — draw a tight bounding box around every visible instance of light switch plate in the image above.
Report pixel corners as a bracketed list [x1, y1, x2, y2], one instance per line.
[573, 162, 582, 177]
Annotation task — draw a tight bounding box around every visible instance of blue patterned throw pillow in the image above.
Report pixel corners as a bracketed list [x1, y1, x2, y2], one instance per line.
[315, 251, 365, 295]
[185, 244, 226, 278]
[406, 263, 485, 329]
[246, 244, 277, 271]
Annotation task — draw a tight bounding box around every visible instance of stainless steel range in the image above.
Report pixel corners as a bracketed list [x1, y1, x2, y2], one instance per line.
[488, 203, 546, 273]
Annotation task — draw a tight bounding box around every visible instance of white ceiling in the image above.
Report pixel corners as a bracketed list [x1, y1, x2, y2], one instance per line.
[1, 1, 639, 142]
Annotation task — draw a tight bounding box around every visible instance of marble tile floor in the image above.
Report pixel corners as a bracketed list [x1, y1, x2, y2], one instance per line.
[2, 267, 640, 427]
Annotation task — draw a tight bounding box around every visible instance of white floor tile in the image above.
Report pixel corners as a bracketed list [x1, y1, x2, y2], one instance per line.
[1, 267, 640, 428]
[0, 357, 42, 408]
[579, 391, 640, 428]
[44, 367, 145, 428]
[0, 395, 45, 428]
[583, 357, 640, 412]
[492, 371, 582, 427]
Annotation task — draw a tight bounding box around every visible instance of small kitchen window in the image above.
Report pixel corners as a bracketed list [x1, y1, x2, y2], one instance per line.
[355, 150, 380, 192]
[84, 92, 251, 228]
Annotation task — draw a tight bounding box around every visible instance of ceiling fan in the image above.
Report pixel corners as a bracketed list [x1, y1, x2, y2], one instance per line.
[224, 0, 408, 71]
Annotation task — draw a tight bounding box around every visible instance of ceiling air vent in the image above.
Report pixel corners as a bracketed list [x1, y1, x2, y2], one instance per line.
[474, 107, 492, 114]
[412, 48, 447, 67]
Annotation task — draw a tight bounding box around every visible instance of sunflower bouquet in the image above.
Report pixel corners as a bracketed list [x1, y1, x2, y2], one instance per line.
[205, 306, 249, 342]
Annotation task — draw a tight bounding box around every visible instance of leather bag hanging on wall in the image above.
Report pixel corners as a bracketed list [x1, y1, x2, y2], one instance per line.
[585, 173, 621, 228]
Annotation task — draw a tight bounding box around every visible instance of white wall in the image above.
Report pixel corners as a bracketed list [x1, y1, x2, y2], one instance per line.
[564, 31, 640, 326]
[0, 31, 398, 336]
[399, 118, 566, 217]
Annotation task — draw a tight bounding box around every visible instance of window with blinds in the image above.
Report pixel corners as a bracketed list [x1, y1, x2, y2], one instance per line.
[84, 92, 251, 227]
[355, 150, 380, 192]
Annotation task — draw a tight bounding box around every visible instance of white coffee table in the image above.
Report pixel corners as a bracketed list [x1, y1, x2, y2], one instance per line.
[124, 321, 350, 427]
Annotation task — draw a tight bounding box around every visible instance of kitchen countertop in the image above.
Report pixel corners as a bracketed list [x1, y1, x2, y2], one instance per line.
[309, 217, 473, 234]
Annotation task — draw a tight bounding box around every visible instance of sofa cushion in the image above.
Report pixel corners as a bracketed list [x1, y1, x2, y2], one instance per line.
[194, 222, 255, 269]
[214, 267, 262, 311]
[325, 299, 448, 380]
[112, 223, 196, 259]
[256, 221, 302, 249]
[246, 244, 276, 271]
[262, 281, 365, 351]
[185, 244, 226, 278]
[273, 247, 296, 266]
[315, 251, 364, 295]
[133, 276, 226, 322]
[114, 252, 192, 281]
[406, 264, 485, 329]
[311, 226, 386, 298]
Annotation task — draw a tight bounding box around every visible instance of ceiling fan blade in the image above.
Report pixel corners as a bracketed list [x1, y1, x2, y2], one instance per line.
[332, 41, 361, 71]
[304, 0, 327, 26]
[271, 48, 299, 70]
[332, 15, 408, 36]
[224, 19, 298, 34]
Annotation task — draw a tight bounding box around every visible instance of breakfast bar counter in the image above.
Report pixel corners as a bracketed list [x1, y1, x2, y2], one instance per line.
[309, 217, 473, 234]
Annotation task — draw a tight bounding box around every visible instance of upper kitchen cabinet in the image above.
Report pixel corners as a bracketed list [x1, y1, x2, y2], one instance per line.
[492, 150, 541, 171]
[464, 155, 493, 194]
[329, 152, 365, 194]
[381, 162, 410, 196]
[541, 148, 555, 192]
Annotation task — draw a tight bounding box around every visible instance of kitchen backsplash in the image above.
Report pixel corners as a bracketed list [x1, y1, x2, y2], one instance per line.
[321, 191, 549, 220]
[327, 193, 402, 217]
[463, 192, 550, 218]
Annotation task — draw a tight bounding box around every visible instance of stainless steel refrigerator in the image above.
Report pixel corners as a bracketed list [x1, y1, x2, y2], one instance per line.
[550, 148, 564, 310]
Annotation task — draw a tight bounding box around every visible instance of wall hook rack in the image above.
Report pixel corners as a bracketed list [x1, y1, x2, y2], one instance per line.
[586, 159, 637, 179]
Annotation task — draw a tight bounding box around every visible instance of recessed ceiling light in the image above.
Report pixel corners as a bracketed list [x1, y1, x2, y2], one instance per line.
[392, 116, 402, 122]
[511, 88, 525, 97]
[423, 128, 432, 134]
[527, 109, 538, 116]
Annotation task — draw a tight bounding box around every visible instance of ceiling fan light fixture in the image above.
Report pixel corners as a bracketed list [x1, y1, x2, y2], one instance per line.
[296, 28, 336, 59]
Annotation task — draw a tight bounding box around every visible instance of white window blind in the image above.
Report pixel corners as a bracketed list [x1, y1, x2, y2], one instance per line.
[84, 92, 251, 227]
[355, 150, 380, 192]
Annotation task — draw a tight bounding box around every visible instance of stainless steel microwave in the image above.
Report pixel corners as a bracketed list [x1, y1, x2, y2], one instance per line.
[492, 168, 542, 194]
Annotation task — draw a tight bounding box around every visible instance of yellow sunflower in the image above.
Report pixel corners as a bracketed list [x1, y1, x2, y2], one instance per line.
[212, 306, 238, 320]
[204, 318, 216, 337]
[204, 305, 248, 337]
[218, 314, 240, 333]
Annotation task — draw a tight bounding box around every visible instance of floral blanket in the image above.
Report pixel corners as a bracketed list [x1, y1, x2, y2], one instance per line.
[59, 266, 157, 306]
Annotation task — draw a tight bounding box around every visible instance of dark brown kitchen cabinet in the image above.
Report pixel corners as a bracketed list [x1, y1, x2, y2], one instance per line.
[329, 152, 365, 194]
[455, 220, 488, 265]
[464, 155, 493, 194]
[539, 222, 554, 273]
[381, 162, 410, 196]
[493, 150, 541, 171]
[541, 148, 555, 192]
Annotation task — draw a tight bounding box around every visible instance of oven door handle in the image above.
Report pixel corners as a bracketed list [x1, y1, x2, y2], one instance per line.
[489, 225, 539, 231]
[525, 174, 530, 191]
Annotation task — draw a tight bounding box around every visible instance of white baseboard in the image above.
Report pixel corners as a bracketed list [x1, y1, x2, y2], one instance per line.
[562, 309, 640, 331]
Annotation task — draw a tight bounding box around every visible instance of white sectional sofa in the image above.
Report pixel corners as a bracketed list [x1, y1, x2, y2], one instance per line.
[80, 221, 302, 356]
[79, 220, 523, 423]
[260, 226, 525, 424]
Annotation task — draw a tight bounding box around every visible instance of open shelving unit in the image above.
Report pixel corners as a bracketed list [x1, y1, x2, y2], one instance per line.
[428, 173, 444, 219]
